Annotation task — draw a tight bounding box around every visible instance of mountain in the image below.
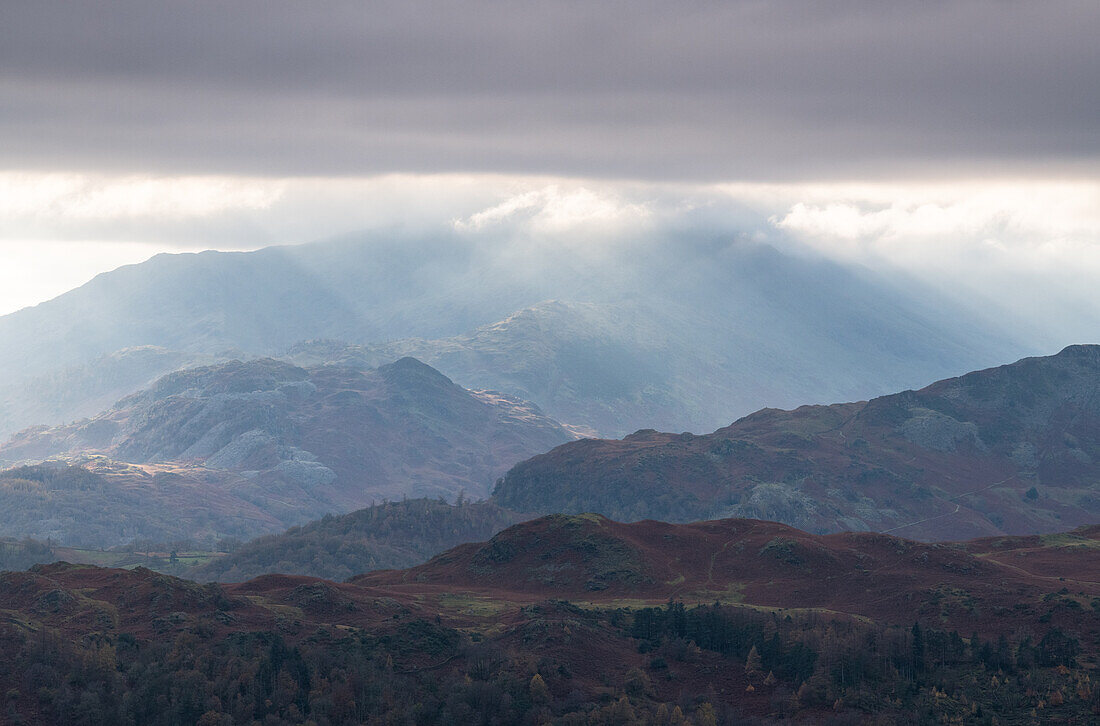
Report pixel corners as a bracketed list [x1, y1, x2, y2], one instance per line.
[3, 516, 1100, 724]
[0, 346, 220, 438]
[494, 345, 1100, 540]
[0, 234, 545, 439]
[286, 300, 685, 437]
[0, 234, 1033, 438]
[0, 357, 574, 545]
[286, 264, 1030, 438]
[188, 498, 526, 582]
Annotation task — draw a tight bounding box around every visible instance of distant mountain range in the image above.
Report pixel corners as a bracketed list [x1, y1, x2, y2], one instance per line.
[0, 233, 1034, 438]
[4, 345, 1098, 553]
[129, 346, 1100, 584]
[0, 357, 572, 546]
[495, 345, 1100, 540]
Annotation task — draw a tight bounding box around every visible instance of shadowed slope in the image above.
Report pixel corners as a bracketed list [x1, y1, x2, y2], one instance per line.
[495, 345, 1100, 540]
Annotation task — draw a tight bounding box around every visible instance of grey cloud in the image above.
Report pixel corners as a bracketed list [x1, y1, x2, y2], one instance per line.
[1, 0, 1097, 180]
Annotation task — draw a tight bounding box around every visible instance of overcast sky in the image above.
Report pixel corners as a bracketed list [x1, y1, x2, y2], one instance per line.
[1, 0, 1098, 322]
[4, 0, 1098, 180]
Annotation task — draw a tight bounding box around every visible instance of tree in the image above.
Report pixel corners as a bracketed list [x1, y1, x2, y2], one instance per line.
[529, 673, 550, 705]
[695, 702, 718, 726]
[911, 623, 925, 673]
[746, 645, 763, 676]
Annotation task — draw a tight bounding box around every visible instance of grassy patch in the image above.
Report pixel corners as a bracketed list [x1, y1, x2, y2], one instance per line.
[1039, 533, 1100, 549]
[436, 593, 508, 618]
[243, 595, 304, 620]
[681, 583, 745, 605]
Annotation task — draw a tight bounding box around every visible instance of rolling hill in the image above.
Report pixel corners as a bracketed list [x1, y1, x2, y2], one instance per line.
[494, 345, 1100, 540]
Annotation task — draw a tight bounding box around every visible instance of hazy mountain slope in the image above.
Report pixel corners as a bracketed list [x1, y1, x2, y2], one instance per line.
[0, 234, 1033, 439]
[0, 233, 582, 384]
[287, 301, 684, 437]
[0, 346, 220, 437]
[494, 345, 1100, 540]
[0, 357, 574, 545]
[287, 249, 1031, 438]
[188, 498, 526, 582]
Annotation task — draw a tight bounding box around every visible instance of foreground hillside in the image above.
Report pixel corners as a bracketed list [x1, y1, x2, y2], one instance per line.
[496, 345, 1100, 540]
[3, 515, 1100, 724]
[0, 357, 573, 545]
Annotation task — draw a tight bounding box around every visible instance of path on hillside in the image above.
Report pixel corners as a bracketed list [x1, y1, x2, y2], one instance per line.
[879, 477, 1015, 535]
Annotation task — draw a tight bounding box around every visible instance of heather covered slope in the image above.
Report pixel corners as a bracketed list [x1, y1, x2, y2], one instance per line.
[495, 345, 1100, 540]
[0, 357, 573, 545]
[5, 516, 1100, 724]
[354, 513, 1099, 624]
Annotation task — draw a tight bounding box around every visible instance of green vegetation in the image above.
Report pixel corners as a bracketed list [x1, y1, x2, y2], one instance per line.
[189, 498, 524, 582]
[0, 537, 57, 572]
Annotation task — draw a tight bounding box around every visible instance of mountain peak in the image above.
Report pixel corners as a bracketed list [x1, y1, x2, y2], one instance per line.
[1056, 343, 1100, 361]
[0, 356, 574, 545]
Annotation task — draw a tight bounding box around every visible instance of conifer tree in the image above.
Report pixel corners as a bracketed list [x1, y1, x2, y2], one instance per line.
[746, 644, 763, 676]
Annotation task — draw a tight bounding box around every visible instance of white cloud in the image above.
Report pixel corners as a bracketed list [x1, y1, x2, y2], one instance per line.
[757, 180, 1100, 346]
[0, 172, 284, 220]
[454, 185, 652, 236]
[0, 171, 1096, 346]
[769, 180, 1100, 253]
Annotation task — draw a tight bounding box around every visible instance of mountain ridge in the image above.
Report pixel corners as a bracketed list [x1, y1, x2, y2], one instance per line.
[0, 356, 574, 546]
[494, 344, 1100, 540]
[0, 235, 1035, 438]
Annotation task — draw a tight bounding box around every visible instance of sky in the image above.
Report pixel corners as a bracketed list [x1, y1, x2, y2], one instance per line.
[1, 0, 1098, 327]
